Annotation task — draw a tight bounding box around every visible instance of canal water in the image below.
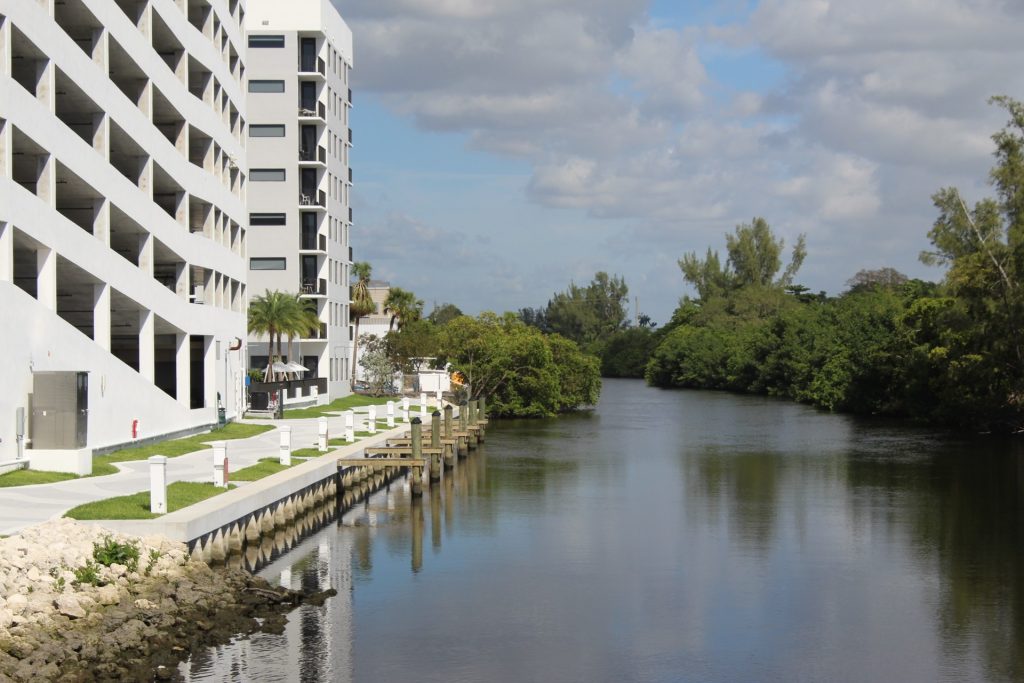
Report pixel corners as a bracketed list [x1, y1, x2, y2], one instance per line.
[182, 378, 1024, 682]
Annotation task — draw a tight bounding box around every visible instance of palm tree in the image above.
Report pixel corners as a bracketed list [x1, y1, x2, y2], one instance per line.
[283, 298, 321, 377]
[248, 290, 296, 381]
[383, 287, 424, 333]
[349, 262, 374, 383]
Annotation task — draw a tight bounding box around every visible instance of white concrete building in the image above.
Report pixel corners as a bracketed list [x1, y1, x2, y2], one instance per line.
[0, 0, 249, 473]
[244, 0, 353, 402]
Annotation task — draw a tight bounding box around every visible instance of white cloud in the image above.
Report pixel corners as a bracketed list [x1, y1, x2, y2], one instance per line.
[341, 0, 1024, 319]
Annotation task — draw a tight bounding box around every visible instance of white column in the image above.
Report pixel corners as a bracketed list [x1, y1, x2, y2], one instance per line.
[279, 425, 291, 466]
[138, 231, 154, 277]
[149, 455, 167, 514]
[436, 389, 443, 406]
[367, 406, 376, 434]
[36, 246, 56, 311]
[93, 283, 110, 351]
[175, 333, 190, 407]
[344, 410, 354, 443]
[420, 392, 427, 418]
[387, 401, 395, 428]
[0, 223, 12, 283]
[318, 417, 328, 452]
[139, 308, 154, 382]
[212, 441, 226, 487]
[93, 197, 110, 246]
[401, 397, 409, 422]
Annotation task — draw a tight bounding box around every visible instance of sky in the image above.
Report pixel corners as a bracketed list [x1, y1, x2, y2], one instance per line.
[338, 0, 1024, 325]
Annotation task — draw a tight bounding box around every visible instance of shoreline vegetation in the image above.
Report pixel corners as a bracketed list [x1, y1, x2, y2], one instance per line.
[515, 96, 1024, 435]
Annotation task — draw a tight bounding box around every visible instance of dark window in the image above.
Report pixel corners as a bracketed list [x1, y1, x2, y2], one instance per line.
[248, 80, 285, 93]
[299, 37, 316, 71]
[249, 35, 284, 48]
[251, 168, 285, 181]
[250, 213, 286, 226]
[250, 257, 286, 270]
[250, 125, 286, 137]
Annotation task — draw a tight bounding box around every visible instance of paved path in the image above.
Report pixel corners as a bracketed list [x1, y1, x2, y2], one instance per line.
[0, 400, 438, 535]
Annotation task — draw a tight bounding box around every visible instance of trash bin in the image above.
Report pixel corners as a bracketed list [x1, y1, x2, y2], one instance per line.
[217, 407, 226, 427]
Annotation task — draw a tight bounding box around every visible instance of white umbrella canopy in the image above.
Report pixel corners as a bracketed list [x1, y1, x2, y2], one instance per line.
[265, 361, 308, 379]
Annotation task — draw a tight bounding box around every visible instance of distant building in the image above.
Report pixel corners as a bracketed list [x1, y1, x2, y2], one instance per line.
[354, 280, 392, 375]
[0, 0, 248, 472]
[244, 0, 354, 401]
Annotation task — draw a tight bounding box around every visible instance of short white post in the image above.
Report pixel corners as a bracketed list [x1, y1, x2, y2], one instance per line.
[367, 405, 377, 434]
[420, 392, 427, 418]
[387, 401, 395, 428]
[280, 567, 291, 588]
[344, 410, 354, 442]
[279, 425, 292, 466]
[436, 388, 443, 407]
[401, 397, 409, 421]
[149, 455, 167, 514]
[212, 441, 227, 487]
[318, 417, 329, 452]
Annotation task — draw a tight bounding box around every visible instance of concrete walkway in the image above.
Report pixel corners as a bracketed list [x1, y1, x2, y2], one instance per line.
[0, 401, 437, 535]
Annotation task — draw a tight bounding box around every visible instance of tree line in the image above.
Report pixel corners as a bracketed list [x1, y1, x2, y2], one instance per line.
[585, 95, 1024, 433]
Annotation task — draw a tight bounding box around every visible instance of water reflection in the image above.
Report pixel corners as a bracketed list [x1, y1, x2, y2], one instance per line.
[182, 380, 1024, 682]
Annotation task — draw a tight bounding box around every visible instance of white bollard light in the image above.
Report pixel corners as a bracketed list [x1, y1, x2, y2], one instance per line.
[149, 455, 167, 514]
[318, 417, 329, 452]
[367, 405, 377, 434]
[387, 401, 395, 428]
[436, 389, 443, 407]
[279, 425, 292, 466]
[344, 410, 355, 442]
[420, 392, 427, 417]
[213, 441, 227, 487]
[401, 397, 409, 421]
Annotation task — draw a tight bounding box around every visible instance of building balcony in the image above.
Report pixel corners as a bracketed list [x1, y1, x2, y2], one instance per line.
[298, 102, 326, 120]
[299, 278, 328, 297]
[298, 146, 327, 165]
[298, 190, 326, 208]
[300, 231, 328, 253]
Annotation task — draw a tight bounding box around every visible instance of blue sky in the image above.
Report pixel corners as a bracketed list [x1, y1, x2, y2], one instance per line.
[341, 0, 1021, 323]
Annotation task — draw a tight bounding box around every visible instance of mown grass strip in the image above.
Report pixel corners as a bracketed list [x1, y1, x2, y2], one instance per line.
[65, 482, 230, 520]
[90, 423, 275, 476]
[229, 457, 303, 482]
[281, 394, 400, 419]
[0, 469, 80, 488]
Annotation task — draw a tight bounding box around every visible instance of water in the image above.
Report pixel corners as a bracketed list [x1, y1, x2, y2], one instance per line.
[182, 379, 1024, 682]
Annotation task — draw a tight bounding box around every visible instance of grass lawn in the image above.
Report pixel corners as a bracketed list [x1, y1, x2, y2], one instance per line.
[90, 423, 274, 476]
[65, 482, 230, 520]
[282, 394, 401, 419]
[0, 469, 80, 488]
[230, 457, 311, 481]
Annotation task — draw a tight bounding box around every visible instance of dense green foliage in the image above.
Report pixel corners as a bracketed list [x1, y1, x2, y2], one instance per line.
[248, 291, 319, 380]
[435, 312, 601, 417]
[646, 97, 1024, 432]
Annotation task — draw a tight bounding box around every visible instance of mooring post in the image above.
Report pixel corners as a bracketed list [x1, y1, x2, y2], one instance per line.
[213, 441, 227, 487]
[279, 426, 292, 466]
[367, 405, 377, 434]
[401, 396, 409, 421]
[459, 402, 467, 431]
[444, 404, 457, 460]
[149, 455, 167, 514]
[387, 400, 395, 427]
[429, 410, 442, 481]
[420, 392, 427, 418]
[410, 417, 423, 497]
[318, 417, 329, 452]
[479, 396, 486, 420]
[344, 410, 355, 442]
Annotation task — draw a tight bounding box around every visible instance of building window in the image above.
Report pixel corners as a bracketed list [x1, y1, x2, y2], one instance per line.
[250, 257, 286, 270]
[249, 125, 286, 137]
[251, 168, 285, 181]
[249, 213, 286, 226]
[249, 35, 284, 48]
[248, 80, 285, 93]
